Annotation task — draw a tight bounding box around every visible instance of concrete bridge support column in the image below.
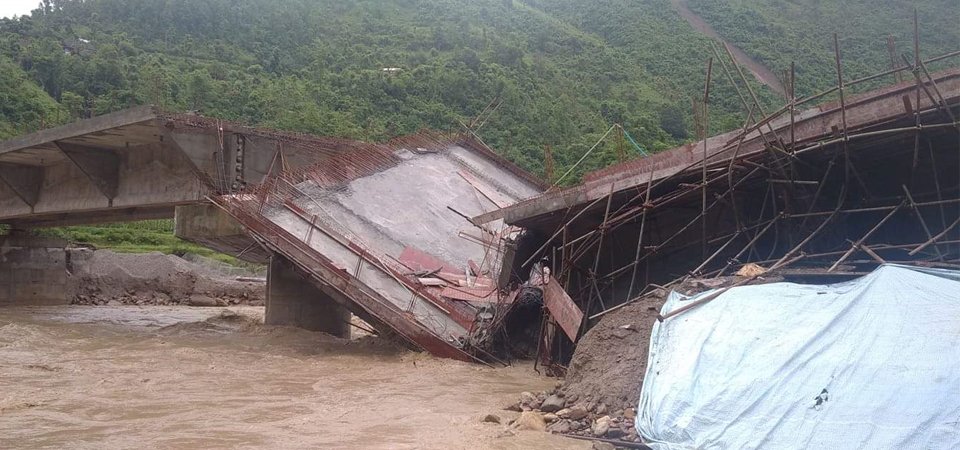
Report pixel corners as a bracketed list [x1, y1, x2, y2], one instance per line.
[0, 232, 69, 306]
[266, 255, 352, 338]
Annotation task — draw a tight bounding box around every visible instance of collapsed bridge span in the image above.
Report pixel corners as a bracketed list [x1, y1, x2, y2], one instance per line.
[208, 130, 546, 361]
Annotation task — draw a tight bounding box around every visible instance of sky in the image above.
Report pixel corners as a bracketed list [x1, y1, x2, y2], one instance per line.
[0, 0, 38, 19]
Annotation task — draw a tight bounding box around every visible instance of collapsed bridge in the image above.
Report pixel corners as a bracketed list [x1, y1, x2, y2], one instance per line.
[209, 131, 548, 361]
[1, 51, 957, 365]
[0, 107, 556, 361]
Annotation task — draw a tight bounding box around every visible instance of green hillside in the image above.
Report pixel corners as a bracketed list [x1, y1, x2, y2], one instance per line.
[687, 0, 960, 96]
[0, 54, 63, 138]
[0, 0, 956, 183]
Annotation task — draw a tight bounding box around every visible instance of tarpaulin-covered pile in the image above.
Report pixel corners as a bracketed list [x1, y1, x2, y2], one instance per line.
[637, 265, 960, 449]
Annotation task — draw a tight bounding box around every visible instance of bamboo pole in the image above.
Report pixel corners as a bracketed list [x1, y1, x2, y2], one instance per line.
[702, 57, 714, 261]
[828, 201, 905, 272]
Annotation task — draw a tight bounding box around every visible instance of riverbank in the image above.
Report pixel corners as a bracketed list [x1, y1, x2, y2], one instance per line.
[500, 274, 785, 446]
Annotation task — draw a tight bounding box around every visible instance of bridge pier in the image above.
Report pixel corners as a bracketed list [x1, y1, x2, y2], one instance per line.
[0, 232, 69, 306]
[266, 255, 352, 338]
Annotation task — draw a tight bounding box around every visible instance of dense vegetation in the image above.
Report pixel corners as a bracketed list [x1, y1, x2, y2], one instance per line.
[1, 0, 696, 181]
[687, 0, 960, 97]
[1, 0, 956, 181]
[0, 0, 955, 256]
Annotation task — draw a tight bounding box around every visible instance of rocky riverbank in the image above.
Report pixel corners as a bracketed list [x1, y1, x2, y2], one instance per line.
[500, 272, 784, 448]
[66, 249, 266, 307]
[498, 370, 646, 447]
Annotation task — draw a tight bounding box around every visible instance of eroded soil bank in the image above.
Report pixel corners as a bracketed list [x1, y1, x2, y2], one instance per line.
[0, 305, 586, 450]
[67, 250, 266, 307]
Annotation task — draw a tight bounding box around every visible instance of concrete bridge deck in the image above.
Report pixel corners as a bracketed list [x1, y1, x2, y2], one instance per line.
[0, 106, 346, 230]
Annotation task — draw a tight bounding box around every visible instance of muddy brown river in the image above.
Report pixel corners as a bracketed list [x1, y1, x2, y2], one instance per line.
[0, 306, 587, 449]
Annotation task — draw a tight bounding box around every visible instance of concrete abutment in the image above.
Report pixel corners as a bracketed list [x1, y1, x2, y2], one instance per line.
[0, 232, 69, 306]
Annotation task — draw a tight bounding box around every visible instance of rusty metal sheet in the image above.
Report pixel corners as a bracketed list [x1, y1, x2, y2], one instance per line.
[398, 246, 464, 276]
[440, 286, 499, 303]
[542, 277, 583, 341]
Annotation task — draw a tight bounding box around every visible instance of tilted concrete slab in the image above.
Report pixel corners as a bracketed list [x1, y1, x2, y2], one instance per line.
[214, 135, 545, 360]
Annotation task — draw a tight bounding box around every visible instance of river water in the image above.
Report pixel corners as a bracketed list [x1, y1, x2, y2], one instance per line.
[0, 306, 586, 450]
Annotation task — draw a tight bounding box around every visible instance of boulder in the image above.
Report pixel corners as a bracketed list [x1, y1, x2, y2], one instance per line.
[187, 295, 219, 307]
[623, 408, 636, 420]
[606, 427, 626, 439]
[482, 414, 501, 424]
[547, 419, 572, 434]
[540, 394, 565, 413]
[510, 411, 546, 432]
[543, 413, 559, 423]
[557, 405, 588, 421]
[153, 292, 171, 305]
[519, 391, 536, 405]
[592, 415, 612, 436]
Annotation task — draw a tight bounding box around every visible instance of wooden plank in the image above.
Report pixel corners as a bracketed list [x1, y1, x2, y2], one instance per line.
[542, 277, 584, 341]
[458, 170, 513, 208]
[417, 277, 446, 286]
[440, 286, 499, 303]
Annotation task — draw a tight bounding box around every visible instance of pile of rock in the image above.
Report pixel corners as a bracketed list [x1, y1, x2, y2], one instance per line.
[72, 290, 259, 307]
[501, 385, 642, 445]
[67, 249, 265, 307]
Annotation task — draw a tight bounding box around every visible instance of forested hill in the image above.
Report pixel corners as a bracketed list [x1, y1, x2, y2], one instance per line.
[1, 0, 957, 182]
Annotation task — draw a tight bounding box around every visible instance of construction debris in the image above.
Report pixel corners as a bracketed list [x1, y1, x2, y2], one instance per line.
[734, 263, 766, 277]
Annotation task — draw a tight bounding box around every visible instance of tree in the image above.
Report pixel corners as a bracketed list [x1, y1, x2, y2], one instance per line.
[186, 69, 213, 111]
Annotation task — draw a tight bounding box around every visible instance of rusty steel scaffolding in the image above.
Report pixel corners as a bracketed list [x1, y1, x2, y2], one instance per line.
[510, 35, 960, 370]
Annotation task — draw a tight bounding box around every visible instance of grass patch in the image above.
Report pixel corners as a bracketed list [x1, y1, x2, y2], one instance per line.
[35, 220, 249, 267]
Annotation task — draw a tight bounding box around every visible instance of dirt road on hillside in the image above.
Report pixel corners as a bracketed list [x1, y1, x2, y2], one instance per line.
[672, 0, 788, 97]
